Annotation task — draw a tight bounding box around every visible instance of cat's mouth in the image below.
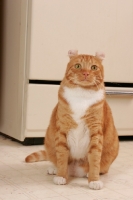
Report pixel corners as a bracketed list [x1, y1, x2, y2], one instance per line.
[74, 79, 94, 87]
[80, 77, 93, 83]
[81, 78, 90, 81]
[68, 75, 102, 88]
[74, 78, 102, 88]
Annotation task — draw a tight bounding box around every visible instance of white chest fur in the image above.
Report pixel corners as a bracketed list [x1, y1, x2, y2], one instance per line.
[63, 86, 104, 159]
[67, 121, 90, 159]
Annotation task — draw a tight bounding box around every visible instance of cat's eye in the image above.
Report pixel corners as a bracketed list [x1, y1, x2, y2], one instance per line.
[75, 64, 81, 69]
[91, 65, 97, 70]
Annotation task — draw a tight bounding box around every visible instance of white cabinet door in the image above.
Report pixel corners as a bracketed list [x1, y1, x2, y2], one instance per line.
[106, 87, 133, 136]
[0, 0, 28, 141]
[28, 0, 133, 82]
[25, 85, 59, 137]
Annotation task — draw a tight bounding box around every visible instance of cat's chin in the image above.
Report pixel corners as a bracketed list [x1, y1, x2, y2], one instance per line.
[64, 79, 101, 89]
[69, 79, 99, 87]
[73, 81, 100, 89]
[69, 79, 90, 86]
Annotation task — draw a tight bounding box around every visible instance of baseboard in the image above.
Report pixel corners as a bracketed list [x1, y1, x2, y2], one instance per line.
[0, 132, 133, 146]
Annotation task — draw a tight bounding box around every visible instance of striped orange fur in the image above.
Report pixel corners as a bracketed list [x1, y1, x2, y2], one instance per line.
[25, 51, 119, 190]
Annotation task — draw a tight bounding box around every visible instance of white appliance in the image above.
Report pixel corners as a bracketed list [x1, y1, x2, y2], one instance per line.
[0, 0, 133, 144]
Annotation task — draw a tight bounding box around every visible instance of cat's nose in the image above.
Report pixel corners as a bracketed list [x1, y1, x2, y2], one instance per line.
[83, 72, 89, 79]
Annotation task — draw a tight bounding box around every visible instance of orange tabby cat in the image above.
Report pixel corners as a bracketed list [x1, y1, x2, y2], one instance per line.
[25, 50, 119, 190]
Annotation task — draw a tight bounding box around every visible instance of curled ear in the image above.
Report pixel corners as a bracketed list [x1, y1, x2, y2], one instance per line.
[95, 52, 105, 62]
[68, 50, 78, 59]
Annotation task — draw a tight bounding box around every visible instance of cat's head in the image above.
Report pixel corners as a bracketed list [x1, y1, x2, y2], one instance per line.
[63, 50, 105, 89]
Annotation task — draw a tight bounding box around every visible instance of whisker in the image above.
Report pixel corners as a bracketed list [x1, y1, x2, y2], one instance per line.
[94, 80, 100, 90]
[95, 76, 103, 80]
[96, 80, 100, 84]
[68, 75, 78, 85]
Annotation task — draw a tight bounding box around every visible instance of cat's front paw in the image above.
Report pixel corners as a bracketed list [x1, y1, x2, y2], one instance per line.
[53, 176, 66, 185]
[86, 173, 89, 178]
[47, 167, 57, 175]
[89, 180, 103, 190]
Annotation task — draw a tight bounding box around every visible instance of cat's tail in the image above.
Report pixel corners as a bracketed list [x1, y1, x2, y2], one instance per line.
[25, 150, 48, 163]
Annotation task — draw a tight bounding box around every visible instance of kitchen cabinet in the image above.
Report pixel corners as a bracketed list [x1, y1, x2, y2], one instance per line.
[0, 0, 133, 142]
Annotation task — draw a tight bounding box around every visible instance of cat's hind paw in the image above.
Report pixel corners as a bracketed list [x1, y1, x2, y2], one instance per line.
[53, 176, 66, 185]
[89, 180, 103, 190]
[47, 167, 57, 175]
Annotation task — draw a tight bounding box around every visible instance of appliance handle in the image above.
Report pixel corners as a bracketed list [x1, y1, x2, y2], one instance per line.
[106, 88, 133, 96]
